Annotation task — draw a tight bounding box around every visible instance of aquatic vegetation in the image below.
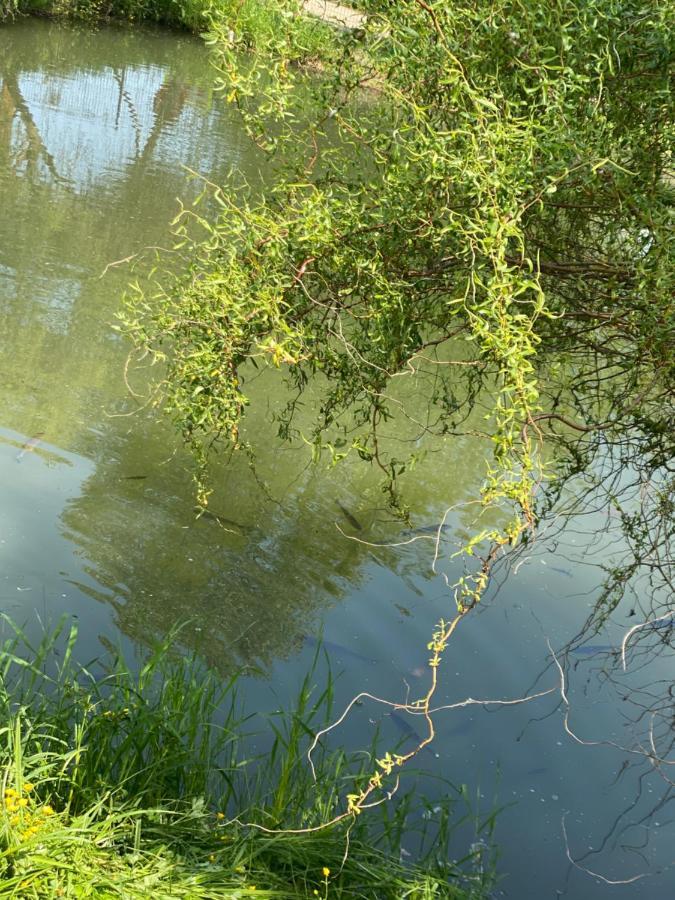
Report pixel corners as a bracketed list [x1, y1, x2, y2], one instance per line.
[0, 619, 491, 897]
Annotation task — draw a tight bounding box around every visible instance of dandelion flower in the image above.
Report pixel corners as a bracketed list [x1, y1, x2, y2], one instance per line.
[322, 867, 330, 878]
[22, 783, 34, 793]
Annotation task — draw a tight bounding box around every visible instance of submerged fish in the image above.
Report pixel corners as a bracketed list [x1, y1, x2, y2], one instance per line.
[335, 500, 362, 531]
[388, 711, 438, 757]
[16, 432, 44, 462]
[549, 566, 573, 578]
[303, 634, 375, 664]
[570, 644, 614, 655]
[194, 507, 249, 532]
[402, 523, 453, 537]
[389, 710, 421, 741]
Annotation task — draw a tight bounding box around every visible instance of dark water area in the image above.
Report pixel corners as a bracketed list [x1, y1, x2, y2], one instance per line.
[0, 19, 673, 899]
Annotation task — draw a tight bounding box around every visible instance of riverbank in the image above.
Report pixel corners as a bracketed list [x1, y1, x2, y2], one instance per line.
[4, 0, 218, 31]
[3, 0, 343, 58]
[0, 621, 486, 898]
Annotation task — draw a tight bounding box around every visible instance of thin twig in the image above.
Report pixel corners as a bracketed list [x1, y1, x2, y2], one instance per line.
[621, 610, 674, 670]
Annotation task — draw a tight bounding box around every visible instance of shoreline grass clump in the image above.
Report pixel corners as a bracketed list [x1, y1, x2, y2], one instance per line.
[0, 619, 489, 898]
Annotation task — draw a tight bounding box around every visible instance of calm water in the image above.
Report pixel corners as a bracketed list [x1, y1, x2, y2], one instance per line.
[0, 19, 673, 898]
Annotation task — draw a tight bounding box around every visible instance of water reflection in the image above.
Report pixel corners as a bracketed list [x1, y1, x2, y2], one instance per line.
[0, 18, 486, 670]
[1, 18, 673, 900]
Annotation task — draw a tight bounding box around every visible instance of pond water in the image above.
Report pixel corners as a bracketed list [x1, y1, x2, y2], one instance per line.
[0, 19, 673, 899]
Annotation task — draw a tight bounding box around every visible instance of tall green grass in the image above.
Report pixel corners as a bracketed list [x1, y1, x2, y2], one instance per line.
[0, 618, 492, 898]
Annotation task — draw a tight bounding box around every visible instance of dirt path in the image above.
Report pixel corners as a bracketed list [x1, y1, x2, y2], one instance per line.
[301, 0, 365, 30]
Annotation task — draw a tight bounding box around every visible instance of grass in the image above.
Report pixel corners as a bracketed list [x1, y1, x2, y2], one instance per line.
[3, 0, 218, 31]
[1, 0, 340, 61]
[0, 618, 492, 898]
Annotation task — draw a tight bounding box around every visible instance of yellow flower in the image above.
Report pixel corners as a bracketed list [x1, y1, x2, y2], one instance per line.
[209, 854, 216, 863]
[18, 798, 29, 808]
[42, 805, 55, 816]
[322, 867, 330, 878]
[22, 783, 34, 792]
[216, 812, 225, 819]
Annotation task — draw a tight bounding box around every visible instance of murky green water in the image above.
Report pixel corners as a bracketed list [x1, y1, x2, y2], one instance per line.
[1, 19, 672, 899]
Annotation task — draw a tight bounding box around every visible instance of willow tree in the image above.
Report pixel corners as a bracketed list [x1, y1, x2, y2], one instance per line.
[124, 1, 672, 631]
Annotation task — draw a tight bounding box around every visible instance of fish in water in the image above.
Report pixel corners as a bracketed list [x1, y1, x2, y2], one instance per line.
[194, 507, 248, 532]
[570, 644, 614, 655]
[16, 432, 44, 462]
[388, 711, 438, 757]
[549, 566, 573, 578]
[335, 500, 362, 531]
[401, 523, 453, 537]
[122, 474, 148, 480]
[389, 710, 421, 741]
[303, 634, 375, 664]
[395, 603, 412, 617]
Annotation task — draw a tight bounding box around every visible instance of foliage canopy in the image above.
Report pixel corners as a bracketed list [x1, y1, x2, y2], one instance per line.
[123, 0, 673, 609]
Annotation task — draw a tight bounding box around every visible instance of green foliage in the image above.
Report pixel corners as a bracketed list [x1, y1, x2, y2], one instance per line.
[0, 0, 19, 20]
[0, 619, 488, 898]
[3, 0, 206, 29]
[3, 0, 337, 46]
[122, 0, 672, 569]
